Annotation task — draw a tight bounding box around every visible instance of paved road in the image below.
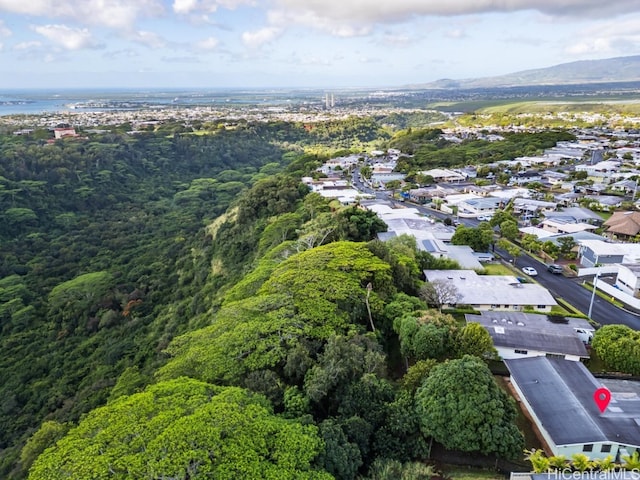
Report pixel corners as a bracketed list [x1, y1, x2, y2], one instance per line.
[498, 247, 640, 329]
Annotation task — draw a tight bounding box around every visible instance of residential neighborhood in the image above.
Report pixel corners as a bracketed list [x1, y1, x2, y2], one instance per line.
[313, 125, 640, 474]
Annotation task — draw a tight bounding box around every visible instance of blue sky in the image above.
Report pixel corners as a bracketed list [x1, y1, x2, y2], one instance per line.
[0, 0, 639, 89]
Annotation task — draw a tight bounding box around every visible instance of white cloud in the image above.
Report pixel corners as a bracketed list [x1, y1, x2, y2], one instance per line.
[382, 33, 411, 46]
[32, 24, 100, 50]
[445, 29, 467, 39]
[267, 10, 370, 37]
[272, 0, 640, 26]
[172, 0, 253, 15]
[13, 41, 43, 51]
[128, 30, 166, 48]
[0, 19, 11, 37]
[195, 36, 219, 50]
[161, 55, 200, 63]
[103, 48, 139, 59]
[0, 0, 164, 30]
[566, 16, 640, 56]
[242, 27, 282, 48]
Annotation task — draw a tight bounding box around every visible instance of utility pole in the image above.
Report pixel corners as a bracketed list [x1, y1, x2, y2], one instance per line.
[587, 271, 600, 320]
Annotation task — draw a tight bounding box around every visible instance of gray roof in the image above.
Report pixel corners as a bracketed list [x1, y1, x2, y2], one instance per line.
[545, 207, 603, 223]
[506, 357, 640, 448]
[542, 231, 607, 246]
[424, 270, 557, 307]
[465, 312, 591, 357]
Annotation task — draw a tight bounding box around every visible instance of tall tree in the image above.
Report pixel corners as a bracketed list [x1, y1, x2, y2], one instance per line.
[415, 355, 524, 459]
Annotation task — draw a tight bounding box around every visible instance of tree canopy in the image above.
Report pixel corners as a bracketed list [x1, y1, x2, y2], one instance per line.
[28, 378, 332, 480]
[415, 355, 524, 459]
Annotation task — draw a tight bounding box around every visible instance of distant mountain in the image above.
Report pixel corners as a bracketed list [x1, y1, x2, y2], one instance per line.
[421, 55, 640, 89]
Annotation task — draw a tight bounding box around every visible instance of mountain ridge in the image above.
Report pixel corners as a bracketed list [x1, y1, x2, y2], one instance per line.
[418, 55, 640, 89]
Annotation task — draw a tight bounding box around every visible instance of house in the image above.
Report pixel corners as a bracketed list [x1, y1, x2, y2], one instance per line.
[585, 195, 623, 211]
[419, 168, 466, 183]
[53, 127, 78, 139]
[511, 171, 543, 185]
[408, 188, 434, 204]
[579, 240, 628, 267]
[544, 207, 603, 226]
[506, 357, 640, 460]
[465, 312, 593, 361]
[616, 264, 640, 297]
[541, 170, 569, 185]
[544, 142, 588, 160]
[370, 165, 406, 186]
[538, 219, 598, 235]
[604, 211, 640, 241]
[423, 270, 557, 312]
[575, 160, 622, 180]
[554, 192, 582, 206]
[512, 199, 557, 216]
[611, 179, 638, 195]
[457, 197, 504, 216]
[367, 203, 455, 243]
[464, 185, 491, 197]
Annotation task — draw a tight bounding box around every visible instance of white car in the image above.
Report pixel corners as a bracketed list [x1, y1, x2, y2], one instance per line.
[477, 215, 493, 222]
[522, 266, 538, 276]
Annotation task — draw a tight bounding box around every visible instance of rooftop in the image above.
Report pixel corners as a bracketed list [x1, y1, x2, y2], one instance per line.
[465, 312, 592, 357]
[506, 357, 640, 448]
[424, 270, 557, 307]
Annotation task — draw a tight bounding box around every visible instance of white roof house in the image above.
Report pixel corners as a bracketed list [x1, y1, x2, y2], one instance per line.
[457, 197, 503, 216]
[575, 160, 622, 179]
[579, 239, 640, 267]
[423, 270, 557, 312]
[367, 204, 484, 267]
[420, 168, 466, 183]
[539, 219, 598, 235]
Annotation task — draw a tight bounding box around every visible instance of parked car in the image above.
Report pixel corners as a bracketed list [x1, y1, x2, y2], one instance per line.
[547, 264, 564, 274]
[477, 215, 493, 222]
[522, 266, 538, 276]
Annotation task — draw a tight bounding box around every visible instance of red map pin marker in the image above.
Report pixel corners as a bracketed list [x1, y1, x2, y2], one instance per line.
[594, 387, 611, 413]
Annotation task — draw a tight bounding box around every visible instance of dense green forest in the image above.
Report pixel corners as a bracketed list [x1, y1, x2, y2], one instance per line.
[0, 118, 529, 479]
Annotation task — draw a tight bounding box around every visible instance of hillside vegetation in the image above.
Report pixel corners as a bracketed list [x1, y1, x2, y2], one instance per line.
[0, 117, 527, 479]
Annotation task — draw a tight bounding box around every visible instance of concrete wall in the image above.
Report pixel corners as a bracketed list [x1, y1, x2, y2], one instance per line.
[616, 265, 640, 296]
[576, 266, 619, 277]
[596, 280, 640, 310]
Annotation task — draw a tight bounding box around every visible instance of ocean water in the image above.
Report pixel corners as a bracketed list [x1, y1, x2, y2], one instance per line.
[0, 88, 327, 116]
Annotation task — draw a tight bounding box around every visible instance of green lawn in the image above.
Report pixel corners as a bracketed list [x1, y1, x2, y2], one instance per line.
[481, 263, 515, 276]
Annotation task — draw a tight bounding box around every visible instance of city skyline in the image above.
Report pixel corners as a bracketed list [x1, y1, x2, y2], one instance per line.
[1, 0, 639, 89]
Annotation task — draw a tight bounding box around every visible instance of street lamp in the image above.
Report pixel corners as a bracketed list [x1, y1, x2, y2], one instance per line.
[587, 270, 600, 320]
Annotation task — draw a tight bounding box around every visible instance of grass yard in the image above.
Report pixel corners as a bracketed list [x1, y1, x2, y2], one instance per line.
[480, 263, 515, 276]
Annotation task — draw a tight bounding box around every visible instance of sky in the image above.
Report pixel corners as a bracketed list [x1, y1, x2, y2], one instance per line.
[0, 0, 639, 89]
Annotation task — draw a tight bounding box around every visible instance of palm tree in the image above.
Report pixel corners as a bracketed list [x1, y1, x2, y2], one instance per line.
[571, 453, 593, 472]
[548, 455, 568, 470]
[524, 449, 550, 473]
[622, 451, 640, 470]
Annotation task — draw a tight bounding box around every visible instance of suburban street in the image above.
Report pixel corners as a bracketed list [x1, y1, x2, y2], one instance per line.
[499, 248, 640, 329]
